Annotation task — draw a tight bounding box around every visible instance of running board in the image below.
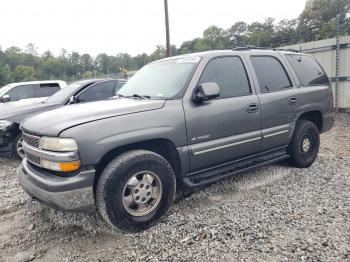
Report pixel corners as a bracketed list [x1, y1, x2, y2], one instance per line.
[183, 147, 289, 187]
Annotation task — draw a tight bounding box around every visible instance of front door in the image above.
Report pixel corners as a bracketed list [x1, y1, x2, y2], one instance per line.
[183, 56, 261, 172]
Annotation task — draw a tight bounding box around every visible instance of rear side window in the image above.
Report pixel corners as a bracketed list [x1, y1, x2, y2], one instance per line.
[37, 83, 60, 97]
[77, 80, 118, 102]
[251, 56, 292, 93]
[285, 55, 330, 86]
[199, 56, 251, 98]
[7, 84, 34, 101]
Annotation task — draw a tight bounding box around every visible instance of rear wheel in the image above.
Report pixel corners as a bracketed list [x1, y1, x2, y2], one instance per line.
[12, 134, 24, 160]
[96, 150, 176, 232]
[288, 120, 320, 168]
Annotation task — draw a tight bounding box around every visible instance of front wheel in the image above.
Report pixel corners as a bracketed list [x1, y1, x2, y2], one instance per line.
[288, 120, 320, 168]
[12, 134, 25, 160]
[96, 150, 176, 232]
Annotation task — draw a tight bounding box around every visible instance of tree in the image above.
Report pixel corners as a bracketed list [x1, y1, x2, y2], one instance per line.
[225, 21, 249, 47]
[297, 0, 350, 42]
[248, 18, 275, 47]
[148, 45, 166, 62]
[178, 38, 201, 54]
[133, 53, 148, 68]
[272, 19, 298, 47]
[95, 53, 110, 74]
[25, 43, 38, 56]
[0, 64, 12, 86]
[80, 54, 93, 72]
[13, 65, 37, 82]
[195, 26, 229, 51]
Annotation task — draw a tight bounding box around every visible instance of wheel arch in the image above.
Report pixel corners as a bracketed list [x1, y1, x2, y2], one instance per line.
[94, 138, 182, 192]
[296, 110, 323, 132]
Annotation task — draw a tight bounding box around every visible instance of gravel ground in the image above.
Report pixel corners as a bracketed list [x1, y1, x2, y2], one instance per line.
[0, 114, 349, 262]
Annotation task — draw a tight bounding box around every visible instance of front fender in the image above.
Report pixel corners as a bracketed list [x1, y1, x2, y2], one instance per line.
[60, 100, 187, 167]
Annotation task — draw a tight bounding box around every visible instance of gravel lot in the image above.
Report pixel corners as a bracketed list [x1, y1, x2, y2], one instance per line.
[0, 114, 349, 262]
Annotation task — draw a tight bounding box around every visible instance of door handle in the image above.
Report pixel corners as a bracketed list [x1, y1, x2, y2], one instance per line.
[289, 97, 297, 105]
[247, 103, 259, 113]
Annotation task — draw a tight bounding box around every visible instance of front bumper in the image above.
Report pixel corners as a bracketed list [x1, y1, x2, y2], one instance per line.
[17, 158, 95, 212]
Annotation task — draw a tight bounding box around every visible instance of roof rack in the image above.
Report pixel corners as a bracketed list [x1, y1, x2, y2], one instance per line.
[233, 45, 300, 53]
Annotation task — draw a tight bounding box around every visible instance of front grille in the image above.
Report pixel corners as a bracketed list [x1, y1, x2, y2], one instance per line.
[26, 152, 41, 166]
[23, 132, 40, 148]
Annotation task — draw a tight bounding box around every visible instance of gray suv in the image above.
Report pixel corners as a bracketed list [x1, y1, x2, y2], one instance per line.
[17, 49, 334, 232]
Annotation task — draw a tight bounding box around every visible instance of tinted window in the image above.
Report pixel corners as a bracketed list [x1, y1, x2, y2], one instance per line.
[116, 80, 127, 92]
[285, 55, 329, 86]
[77, 80, 117, 102]
[46, 80, 93, 104]
[7, 84, 35, 101]
[251, 56, 292, 93]
[199, 57, 251, 98]
[37, 83, 60, 97]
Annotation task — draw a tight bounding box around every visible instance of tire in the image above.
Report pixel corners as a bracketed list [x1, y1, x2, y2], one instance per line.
[288, 120, 320, 168]
[96, 150, 176, 232]
[12, 134, 24, 160]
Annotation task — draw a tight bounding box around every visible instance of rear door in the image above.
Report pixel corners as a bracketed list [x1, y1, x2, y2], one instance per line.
[247, 53, 299, 151]
[35, 83, 61, 98]
[183, 56, 262, 172]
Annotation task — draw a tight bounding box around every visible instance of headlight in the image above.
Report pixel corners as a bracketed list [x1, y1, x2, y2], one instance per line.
[39, 137, 78, 152]
[0, 120, 14, 130]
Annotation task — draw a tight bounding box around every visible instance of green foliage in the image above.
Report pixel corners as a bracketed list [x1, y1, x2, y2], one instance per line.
[13, 65, 37, 82]
[0, 1, 348, 86]
[0, 65, 13, 86]
[298, 0, 350, 41]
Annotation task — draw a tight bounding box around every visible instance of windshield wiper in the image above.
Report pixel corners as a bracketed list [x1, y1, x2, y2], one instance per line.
[125, 94, 151, 99]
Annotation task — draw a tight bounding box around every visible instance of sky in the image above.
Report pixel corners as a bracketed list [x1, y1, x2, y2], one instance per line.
[0, 0, 307, 57]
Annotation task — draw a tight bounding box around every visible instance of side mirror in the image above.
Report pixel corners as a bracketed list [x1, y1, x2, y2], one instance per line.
[0, 94, 10, 103]
[192, 82, 220, 103]
[69, 96, 76, 104]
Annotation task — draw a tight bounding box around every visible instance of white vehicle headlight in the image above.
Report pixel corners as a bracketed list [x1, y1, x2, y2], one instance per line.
[0, 120, 14, 129]
[39, 137, 78, 152]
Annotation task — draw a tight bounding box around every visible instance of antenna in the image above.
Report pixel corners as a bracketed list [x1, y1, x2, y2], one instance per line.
[297, 45, 302, 62]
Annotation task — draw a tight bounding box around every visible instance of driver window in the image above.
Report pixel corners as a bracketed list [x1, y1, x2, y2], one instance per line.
[199, 57, 251, 99]
[6, 84, 35, 101]
[77, 80, 117, 103]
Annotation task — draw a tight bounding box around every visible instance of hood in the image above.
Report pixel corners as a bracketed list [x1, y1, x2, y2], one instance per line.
[0, 102, 60, 124]
[22, 98, 165, 136]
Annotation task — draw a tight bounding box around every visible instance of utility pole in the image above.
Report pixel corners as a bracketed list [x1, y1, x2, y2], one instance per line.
[164, 0, 171, 57]
[335, 14, 340, 112]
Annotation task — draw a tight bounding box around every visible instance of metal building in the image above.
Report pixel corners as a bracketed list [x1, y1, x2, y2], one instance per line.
[285, 36, 350, 111]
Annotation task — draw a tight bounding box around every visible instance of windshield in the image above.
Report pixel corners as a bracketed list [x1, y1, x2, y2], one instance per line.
[45, 80, 93, 104]
[0, 84, 14, 96]
[117, 57, 200, 99]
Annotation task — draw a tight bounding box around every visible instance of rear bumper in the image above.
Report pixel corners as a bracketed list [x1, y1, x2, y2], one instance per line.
[17, 158, 95, 212]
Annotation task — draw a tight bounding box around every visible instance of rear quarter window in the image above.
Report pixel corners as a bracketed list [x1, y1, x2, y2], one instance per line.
[285, 54, 330, 86]
[37, 83, 61, 97]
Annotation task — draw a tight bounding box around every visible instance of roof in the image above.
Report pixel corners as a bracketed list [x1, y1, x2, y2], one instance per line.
[153, 48, 305, 64]
[6, 80, 67, 87]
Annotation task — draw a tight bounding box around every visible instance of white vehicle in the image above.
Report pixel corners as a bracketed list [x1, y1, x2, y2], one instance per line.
[0, 80, 67, 105]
